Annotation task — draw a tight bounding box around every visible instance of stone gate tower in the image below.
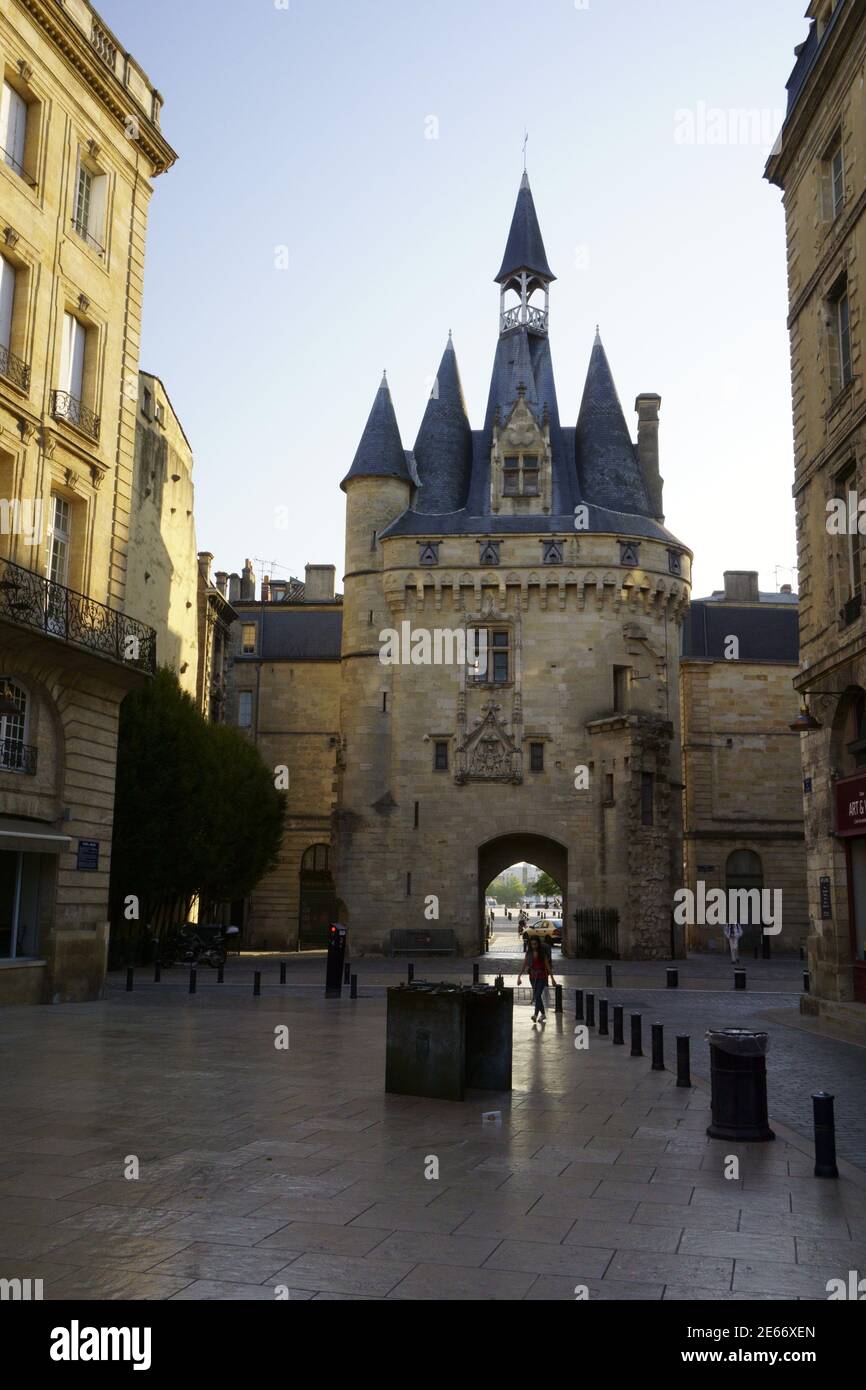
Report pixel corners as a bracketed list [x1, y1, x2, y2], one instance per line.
[334, 174, 692, 958]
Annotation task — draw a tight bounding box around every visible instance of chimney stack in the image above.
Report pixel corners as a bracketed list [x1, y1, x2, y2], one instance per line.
[214, 570, 228, 597]
[304, 564, 336, 602]
[240, 558, 256, 602]
[227, 572, 241, 603]
[723, 571, 760, 602]
[261, 574, 270, 604]
[634, 394, 664, 522]
[197, 551, 213, 583]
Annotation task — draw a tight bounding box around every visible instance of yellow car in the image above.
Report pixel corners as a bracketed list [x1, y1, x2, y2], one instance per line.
[522, 918, 562, 948]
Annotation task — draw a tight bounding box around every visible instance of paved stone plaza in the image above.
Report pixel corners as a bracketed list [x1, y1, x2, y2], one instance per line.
[0, 952, 864, 1302]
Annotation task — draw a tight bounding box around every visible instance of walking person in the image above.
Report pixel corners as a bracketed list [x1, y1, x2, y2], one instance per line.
[724, 919, 743, 964]
[517, 935, 557, 1024]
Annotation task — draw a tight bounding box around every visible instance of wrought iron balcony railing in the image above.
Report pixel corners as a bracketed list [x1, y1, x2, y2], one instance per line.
[1, 145, 37, 187]
[0, 738, 37, 774]
[51, 389, 100, 441]
[0, 343, 30, 391]
[0, 556, 156, 674]
[70, 216, 106, 257]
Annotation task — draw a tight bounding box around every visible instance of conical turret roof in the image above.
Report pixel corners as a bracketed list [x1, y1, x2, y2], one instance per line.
[575, 332, 651, 515]
[413, 335, 473, 514]
[495, 172, 556, 286]
[340, 373, 411, 491]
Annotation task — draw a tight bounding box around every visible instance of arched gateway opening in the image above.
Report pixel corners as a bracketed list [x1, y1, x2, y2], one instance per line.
[478, 833, 567, 957]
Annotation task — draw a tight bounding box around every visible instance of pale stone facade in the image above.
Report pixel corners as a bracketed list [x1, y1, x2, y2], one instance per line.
[127, 373, 198, 699]
[0, 0, 175, 1002]
[681, 572, 808, 956]
[225, 176, 694, 959]
[224, 565, 341, 948]
[766, 0, 866, 1012]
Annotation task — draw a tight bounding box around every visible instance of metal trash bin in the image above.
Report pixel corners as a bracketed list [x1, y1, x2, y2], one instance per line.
[706, 1028, 775, 1142]
[385, 982, 512, 1101]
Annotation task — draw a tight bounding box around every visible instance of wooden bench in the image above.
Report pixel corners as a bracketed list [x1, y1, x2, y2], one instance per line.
[390, 928, 457, 956]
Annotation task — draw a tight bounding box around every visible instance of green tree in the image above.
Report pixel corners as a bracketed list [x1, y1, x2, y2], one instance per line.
[488, 873, 522, 906]
[529, 871, 560, 898]
[110, 670, 285, 948]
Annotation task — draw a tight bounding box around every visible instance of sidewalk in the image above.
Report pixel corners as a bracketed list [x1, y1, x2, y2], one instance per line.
[0, 984, 863, 1300]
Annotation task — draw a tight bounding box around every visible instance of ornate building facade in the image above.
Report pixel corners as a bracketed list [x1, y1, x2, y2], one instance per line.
[229, 174, 694, 958]
[766, 0, 866, 1017]
[0, 0, 175, 1002]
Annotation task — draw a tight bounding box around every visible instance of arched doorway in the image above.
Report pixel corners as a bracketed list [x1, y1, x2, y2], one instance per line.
[725, 849, 763, 956]
[298, 843, 336, 950]
[478, 833, 567, 956]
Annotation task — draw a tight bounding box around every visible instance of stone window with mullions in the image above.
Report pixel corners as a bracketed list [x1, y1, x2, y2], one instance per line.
[470, 627, 511, 684]
[502, 453, 539, 497]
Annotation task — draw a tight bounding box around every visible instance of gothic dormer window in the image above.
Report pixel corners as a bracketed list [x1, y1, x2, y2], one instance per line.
[479, 541, 500, 565]
[668, 550, 682, 576]
[418, 543, 439, 565]
[503, 454, 539, 497]
[619, 542, 640, 566]
[542, 540, 563, 565]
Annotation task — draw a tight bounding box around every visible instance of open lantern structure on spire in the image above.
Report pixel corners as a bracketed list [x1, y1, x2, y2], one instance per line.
[495, 171, 556, 336]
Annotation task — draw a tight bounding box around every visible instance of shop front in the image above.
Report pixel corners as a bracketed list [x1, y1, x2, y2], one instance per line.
[834, 770, 866, 1003]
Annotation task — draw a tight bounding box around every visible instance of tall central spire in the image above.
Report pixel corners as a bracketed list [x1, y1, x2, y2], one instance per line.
[495, 171, 556, 337]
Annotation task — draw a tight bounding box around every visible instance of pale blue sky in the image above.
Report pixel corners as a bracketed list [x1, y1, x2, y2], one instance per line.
[100, 0, 809, 597]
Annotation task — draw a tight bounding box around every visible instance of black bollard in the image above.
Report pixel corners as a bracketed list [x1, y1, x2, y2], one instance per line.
[605, 964, 613, 988]
[408, 963, 414, 984]
[473, 963, 480, 984]
[153, 961, 161, 984]
[734, 969, 746, 991]
[555, 984, 563, 1014]
[799, 945, 805, 961]
[630, 1012, 643, 1057]
[651, 1022, 665, 1071]
[253, 971, 261, 997]
[350, 972, 358, 998]
[676, 1034, 691, 1088]
[598, 998, 609, 1036]
[803, 971, 810, 993]
[575, 989, 584, 1022]
[189, 967, 197, 995]
[812, 1091, 839, 1179]
[280, 961, 287, 985]
[126, 967, 134, 992]
[217, 963, 224, 984]
[344, 961, 350, 984]
[585, 991, 595, 1028]
[667, 968, 678, 989]
[613, 1003, 624, 1045]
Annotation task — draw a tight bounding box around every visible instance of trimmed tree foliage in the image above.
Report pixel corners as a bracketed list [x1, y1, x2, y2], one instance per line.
[110, 669, 285, 930]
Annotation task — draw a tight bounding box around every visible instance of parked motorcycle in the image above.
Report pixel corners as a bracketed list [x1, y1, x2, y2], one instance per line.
[154, 922, 239, 969]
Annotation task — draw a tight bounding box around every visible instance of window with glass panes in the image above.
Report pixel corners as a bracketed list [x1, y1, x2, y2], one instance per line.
[529, 742, 544, 772]
[48, 495, 70, 586]
[838, 291, 852, 388]
[0, 679, 26, 771]
[502, 454, 539, 496]
[472, 628, 510, 682]
[241, 623, 257, 654]
[434, 740, 448, 771]
[75, 163, 93, 238]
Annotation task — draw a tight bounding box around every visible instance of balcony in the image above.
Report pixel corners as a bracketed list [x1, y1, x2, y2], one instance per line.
[0, 738, 37, 774]
[0, 557, 156, 674]
[90, 21, 119, 72]
[1, 144, 37, 188]
[51, 389, 100, 442]
[70, 216, 105, 258]
[0, 343, 30, 392]
[500, 304, 548, 334]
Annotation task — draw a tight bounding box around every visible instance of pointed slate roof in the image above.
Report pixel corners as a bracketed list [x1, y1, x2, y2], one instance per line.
[575, 333, 652, 516]
[495, 172, 556, 285]
[413, 335, 473, 514]
[340, 373, 411, 491]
